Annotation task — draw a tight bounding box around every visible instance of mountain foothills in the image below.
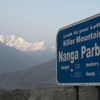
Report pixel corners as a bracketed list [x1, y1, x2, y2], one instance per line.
[0, 59, 56, 89]
[0, 34, 56, 73]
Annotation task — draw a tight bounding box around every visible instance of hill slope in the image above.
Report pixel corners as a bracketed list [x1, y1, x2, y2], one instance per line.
[0, 43, 39, 73]
[0, 59, 56, 89]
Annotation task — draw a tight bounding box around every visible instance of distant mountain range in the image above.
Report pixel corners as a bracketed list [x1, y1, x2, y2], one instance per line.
[0, 34, 56, 73]
[0, 59, 57, 89]
[0, 34, 55, 52]
[0, 34, 57, 88]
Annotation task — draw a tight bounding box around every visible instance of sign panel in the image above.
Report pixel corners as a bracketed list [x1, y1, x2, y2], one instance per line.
[57, 13, 100, 86]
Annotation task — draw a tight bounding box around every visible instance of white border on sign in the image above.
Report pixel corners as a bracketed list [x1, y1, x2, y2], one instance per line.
[56, 13, 100, 86]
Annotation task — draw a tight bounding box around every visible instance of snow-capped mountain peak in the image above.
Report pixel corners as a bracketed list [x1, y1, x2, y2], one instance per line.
[0, 34, 55, 52]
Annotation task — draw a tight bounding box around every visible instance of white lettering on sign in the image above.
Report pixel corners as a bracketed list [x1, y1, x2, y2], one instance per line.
[58, 43, 100, 64]
[59, 50, 79, 64]
[86, 72, 96, 77]
[81, 43, 100, 59]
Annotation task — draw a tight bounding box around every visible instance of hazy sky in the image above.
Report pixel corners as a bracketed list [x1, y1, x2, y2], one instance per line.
[0, 0, 100, 42]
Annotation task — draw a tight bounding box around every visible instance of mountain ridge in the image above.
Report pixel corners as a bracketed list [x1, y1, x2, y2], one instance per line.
[0, 59, 56, 89]
[0, 34, 55, 52]
[0, 34, 56, 73]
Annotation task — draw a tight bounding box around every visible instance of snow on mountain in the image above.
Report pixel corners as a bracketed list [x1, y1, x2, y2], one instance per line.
[0, 34, 55, 52]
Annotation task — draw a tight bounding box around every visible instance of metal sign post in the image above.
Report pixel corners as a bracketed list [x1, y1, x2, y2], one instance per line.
[56, 13, 100, 100]
[74, 86, 79, 100]
[96, 86, 100, 100]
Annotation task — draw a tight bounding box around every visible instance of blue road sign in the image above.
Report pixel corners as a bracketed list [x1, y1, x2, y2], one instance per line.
[57, 13, 100, 86]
